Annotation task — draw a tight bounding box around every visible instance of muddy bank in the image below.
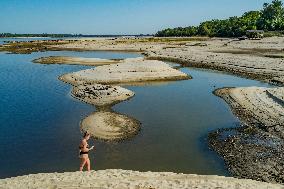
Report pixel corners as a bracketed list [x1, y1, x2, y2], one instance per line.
[209, 87, 284, 183]
[209, 126, 284, 184]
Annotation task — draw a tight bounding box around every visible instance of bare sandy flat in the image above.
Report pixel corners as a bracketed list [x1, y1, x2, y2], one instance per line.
[60, 57, 190, 85]
[81, 111, 140, 141]
[51, 37, 284, 84]
[72, 84, 134, 106]
[0, 169, 282, 189]
[33, 56, 120, 66]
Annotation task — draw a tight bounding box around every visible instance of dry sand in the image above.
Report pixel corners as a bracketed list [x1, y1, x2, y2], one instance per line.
[72, 84, 134, 106]
[81, 111, 140, 141]
[0, 169, 283, 189]
[33, 56, 120, 66]
[60, 57, 190, 85]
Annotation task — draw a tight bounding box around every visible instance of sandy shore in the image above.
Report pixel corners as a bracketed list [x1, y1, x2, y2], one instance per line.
[33, 56, 120, 66]
[0, 169, 283, 189]
[81, 111, 140, 141]
[209, 87, 284, 183]
[60, 57, 190, 85]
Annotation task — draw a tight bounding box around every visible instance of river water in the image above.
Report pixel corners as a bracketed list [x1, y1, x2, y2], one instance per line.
[0, 50, 271, 178]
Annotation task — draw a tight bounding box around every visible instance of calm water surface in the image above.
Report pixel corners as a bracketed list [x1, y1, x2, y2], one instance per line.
[0, 50, 271, 178]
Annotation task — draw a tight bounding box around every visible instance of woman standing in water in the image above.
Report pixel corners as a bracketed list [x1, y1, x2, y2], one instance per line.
[79, 132, 94, 171]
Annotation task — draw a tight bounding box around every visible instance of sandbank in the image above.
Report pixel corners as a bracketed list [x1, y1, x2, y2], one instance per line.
[81, 111, 140, 141]
[59, 57, 190, 85]
[214, 86, 284, 138]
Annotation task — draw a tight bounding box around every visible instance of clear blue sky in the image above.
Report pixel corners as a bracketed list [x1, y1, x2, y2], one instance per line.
[0, 0, 270, 35]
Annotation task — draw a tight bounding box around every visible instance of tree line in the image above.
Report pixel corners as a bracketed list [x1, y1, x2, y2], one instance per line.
[155, 0, 284, 37]
[0, 33, 79, 38]
[0, 33, 153, 38]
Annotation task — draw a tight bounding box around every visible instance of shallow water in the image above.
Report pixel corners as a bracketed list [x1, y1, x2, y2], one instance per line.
[0, 50, 271, 178]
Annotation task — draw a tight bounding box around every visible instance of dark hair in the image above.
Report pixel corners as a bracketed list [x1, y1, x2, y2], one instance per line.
[83, 132, 90, 138]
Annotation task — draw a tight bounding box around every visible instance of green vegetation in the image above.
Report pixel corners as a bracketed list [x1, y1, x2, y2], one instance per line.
[156, 0, 284, 37]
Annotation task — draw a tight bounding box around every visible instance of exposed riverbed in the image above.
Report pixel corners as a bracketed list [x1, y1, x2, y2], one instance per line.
[0, 50, 272, 179]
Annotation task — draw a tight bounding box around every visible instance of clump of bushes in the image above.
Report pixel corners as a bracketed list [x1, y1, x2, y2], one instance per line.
[156, 0, 284, 38]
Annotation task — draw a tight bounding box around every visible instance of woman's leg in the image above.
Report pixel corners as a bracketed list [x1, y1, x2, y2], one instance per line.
[86, 158, 91, 171]
[79, 157, 87, 171]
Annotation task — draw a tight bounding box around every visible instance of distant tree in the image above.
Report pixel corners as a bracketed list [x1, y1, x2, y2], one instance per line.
[240, 11, 261, 30]
[257, 0, 284, 30]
